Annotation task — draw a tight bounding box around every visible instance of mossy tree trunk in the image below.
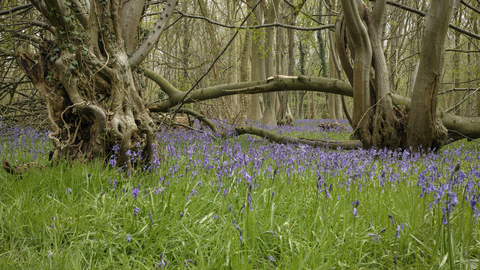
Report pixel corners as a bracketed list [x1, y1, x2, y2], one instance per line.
[18, 0, 177, 165]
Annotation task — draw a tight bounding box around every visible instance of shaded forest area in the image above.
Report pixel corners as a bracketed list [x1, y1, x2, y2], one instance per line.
[1, 0, 480, 165]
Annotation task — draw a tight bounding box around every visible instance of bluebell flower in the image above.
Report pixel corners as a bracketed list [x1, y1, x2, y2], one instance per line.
[111, 179, 117, 191]
[395, 223, 409, 238]
[131, 188, 140, 199]
[233, 220, 243, 243]
[126, 234, 132, 242]
[155, 254, 167, 269]
[109, 156, 117, 167]
[388, 214, 395, 226]
[370, 233, 380, 243]
[112, 144, 120, 153]
[352, 199, 359, 218]
[353, 207, 358, 218]
[269, 255, 276, 262]
[134, 207, 140, 217]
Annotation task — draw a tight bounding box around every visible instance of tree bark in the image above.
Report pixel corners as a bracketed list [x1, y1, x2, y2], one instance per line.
[247, 0, 263, 121]
[406, 0, 460, 150]
[340, 0, 373, 146]
[262, 0, 278, 125]
[235, 125, 361, 149]
[17, 0, 177, 166]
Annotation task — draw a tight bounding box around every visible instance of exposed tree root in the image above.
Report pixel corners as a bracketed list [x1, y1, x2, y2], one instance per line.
[235, 125, 361, 150]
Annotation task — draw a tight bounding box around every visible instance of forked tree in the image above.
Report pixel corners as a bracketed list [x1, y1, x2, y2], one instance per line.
[335, 0, 459, 150]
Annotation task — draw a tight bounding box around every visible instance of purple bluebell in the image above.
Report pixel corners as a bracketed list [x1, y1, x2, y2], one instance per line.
[396, 223, 409, 238]
[184, 259, 194, 266]
[470, 195, 478, 222]
[370, 233, 380, 244]
[111, 179, 117, 190]
[131, 188, 140, 199]
[126, 234, 132, 242]
[269, 255, 276, 262]
[352, 199, 359, 218]
[134, 207, 140, 217]
[109, 156, 117, 167]
[388, 214, 395, 226]
[154, 186, 164, 195]
[155, 254, 167, 269]
[112, 144, 120, 154]
[233, 220, 243, 243]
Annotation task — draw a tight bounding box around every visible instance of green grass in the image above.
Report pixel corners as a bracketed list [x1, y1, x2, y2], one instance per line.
[0, 126, 479, 269]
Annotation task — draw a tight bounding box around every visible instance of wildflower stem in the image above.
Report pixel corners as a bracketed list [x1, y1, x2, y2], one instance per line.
[447, 213, 455, 270]
[430, 206, 443, 267]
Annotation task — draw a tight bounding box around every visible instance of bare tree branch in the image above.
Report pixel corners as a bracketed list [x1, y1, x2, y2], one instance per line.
[129, 0, 178, 69]
[460, 0, 480, 15]
[168, 11, 335, 31]
[383, 0, 480, 40]
[0, 3, 33, 16]
[147, 75, 353, 112]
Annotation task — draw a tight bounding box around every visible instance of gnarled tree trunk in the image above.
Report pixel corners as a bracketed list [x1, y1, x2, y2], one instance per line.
[336, 0, 458, 151]
[18, 0, 177, 166]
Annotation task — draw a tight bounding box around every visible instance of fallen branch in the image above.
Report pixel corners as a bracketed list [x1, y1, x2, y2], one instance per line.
[235, 125, 362, 150]
[177, 108, 217, 133]
[2, 160, 44, 176]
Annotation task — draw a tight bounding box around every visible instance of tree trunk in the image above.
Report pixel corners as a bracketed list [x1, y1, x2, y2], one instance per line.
[339, 0, 374, 146]
[225, 0, 240, 123]
[406, 0, 459, 150]
[247, 0, 263, 121]
[239, 1, 252, 125]
[262, 0, 277, 125]
[18, 0, 177, 166]
[276, 2, 287, 122]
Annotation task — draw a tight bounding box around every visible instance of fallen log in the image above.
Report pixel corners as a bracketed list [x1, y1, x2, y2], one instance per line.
[235, 125, 362, 150]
